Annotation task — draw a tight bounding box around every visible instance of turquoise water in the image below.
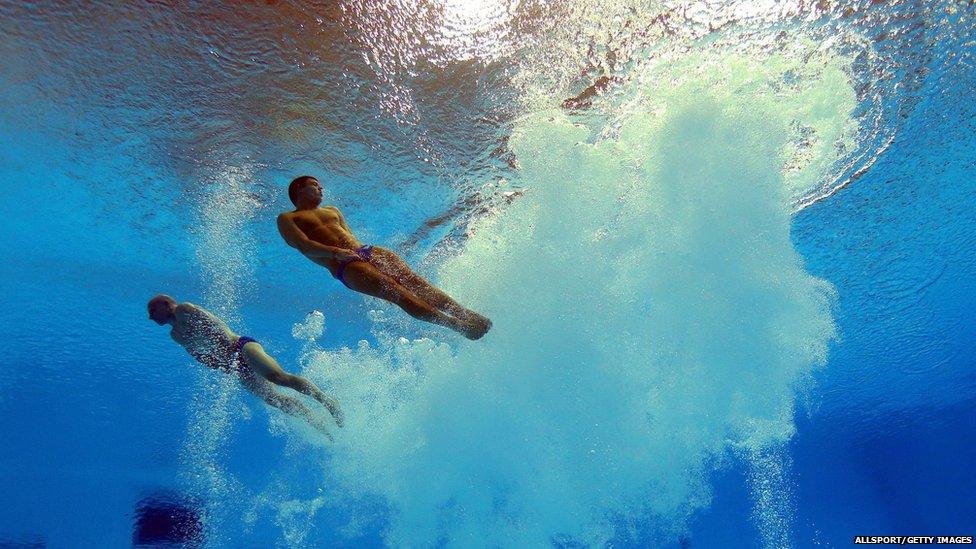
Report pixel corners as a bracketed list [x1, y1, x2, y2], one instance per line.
[1, 1, 974, 547]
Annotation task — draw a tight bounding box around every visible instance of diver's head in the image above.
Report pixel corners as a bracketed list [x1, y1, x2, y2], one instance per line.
[147, 294, 177, 325]
[289, 175, 323, 209]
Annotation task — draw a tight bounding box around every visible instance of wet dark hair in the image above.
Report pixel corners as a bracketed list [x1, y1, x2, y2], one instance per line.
[148, 294, 176, 309]
[147, 294, 177, 321]
[288, 175, 318, 206]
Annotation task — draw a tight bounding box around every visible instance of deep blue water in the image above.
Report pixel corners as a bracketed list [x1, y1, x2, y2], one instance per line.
[1, 1, 974, 547]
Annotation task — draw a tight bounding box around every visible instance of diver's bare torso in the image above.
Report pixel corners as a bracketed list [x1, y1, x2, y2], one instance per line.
[280, 206, 362, 273]
[169, 303, 239, 372]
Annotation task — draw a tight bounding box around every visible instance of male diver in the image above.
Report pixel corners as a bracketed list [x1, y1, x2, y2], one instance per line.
[147, 294, 343, 436]
[276, 175, 492, 340]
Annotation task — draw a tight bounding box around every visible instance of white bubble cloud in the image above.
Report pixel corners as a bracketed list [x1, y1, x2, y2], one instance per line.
[301, 49, 849, 546]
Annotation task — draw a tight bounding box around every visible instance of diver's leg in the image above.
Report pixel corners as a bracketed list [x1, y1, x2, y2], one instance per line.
[242, 343, 343, 427]
[342, 261, 479, 338]
[370, 248, 467, 313]
[369, 247, 491, 335]
[249, 383, 333, 440]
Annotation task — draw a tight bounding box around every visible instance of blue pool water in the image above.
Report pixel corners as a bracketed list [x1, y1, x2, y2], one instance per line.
[1, 1, 974, 547]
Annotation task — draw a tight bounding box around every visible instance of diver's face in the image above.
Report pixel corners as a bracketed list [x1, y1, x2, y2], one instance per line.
[147, 301, 172, 325]
[301, 179, 323, 205]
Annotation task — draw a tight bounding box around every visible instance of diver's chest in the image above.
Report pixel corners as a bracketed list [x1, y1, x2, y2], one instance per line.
[173, 325, 217, 350]
[296, 211, 340, 231]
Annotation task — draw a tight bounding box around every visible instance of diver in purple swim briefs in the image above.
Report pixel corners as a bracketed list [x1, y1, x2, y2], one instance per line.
[146, 295, 343, 437]
[276, 175, 492, 340]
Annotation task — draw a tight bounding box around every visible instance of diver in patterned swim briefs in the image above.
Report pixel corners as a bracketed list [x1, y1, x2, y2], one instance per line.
[276, 175, 492, 340]
[146, 295, 343, 437]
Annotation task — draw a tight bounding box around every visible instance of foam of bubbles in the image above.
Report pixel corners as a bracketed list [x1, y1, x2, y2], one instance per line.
[615, 37, 859, 208]
[297, 47, 846, 546]
[292, 310, 326, 341]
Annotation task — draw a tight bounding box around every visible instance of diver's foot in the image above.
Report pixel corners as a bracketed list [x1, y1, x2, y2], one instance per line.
[324, 397, 345, 428]
[463, 315, 492, 340]
[312, 419, 334, 442]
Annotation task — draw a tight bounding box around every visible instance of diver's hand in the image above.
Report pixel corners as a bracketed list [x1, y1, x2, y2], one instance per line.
[334, 249, 360, 262]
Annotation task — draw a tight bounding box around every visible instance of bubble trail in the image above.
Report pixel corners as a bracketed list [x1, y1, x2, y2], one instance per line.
[182, 165, 260, 544]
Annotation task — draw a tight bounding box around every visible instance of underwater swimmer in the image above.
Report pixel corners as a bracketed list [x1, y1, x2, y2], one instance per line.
[146, 294, 343, 436]
[276, 175, 492, 340]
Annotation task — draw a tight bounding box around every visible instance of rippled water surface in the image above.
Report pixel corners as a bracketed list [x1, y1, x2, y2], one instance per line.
[1, 1, 974, 547]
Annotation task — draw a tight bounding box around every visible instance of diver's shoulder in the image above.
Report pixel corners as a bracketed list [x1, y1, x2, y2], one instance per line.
[174, 302, 198, 315]
[177, 302, 213, 316]
[281, 207, 337, 218]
